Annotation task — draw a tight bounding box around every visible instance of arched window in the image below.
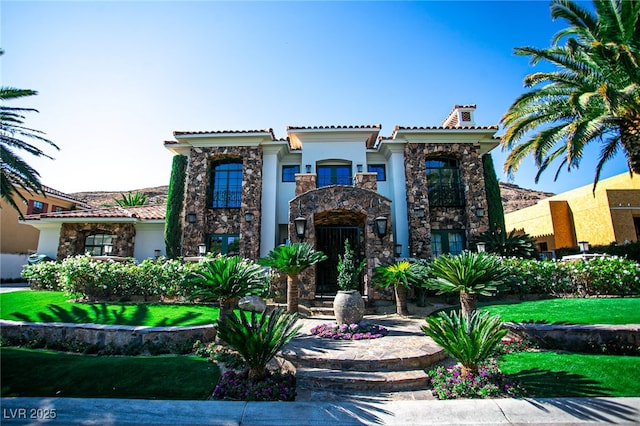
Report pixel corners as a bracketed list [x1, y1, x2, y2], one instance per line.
[211, 161, 242, 208]
[425, 157, 464, 207]
[84, 234, 115, 256]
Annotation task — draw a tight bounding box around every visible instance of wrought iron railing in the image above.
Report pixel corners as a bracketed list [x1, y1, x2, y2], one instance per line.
[211, 190, 242, 208]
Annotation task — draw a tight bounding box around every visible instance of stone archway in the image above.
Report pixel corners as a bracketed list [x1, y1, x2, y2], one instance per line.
[289, 185, 394, 301]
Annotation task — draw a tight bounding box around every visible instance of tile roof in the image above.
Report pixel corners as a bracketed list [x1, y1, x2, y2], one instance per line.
[26, 204, 165, 221]
[173, 129, 276, 139]
[286, 124, 382, 131]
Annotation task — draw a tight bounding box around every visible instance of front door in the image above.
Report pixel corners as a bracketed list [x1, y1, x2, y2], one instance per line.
[315, 226, 361, 296]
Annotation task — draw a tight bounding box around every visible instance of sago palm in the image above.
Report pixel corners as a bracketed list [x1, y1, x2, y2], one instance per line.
[258, 242, 327, 314]
[373, 260, 427, 316]
[1, 50, 59, 218]
[114, 191, 148, 207]
[424, 252, 509, 319]
[186, 255, 268, 322]
[474, 229, 537, 259]
[216, 307, 301, 379]
[422, 310, 508, 376]
[501, 0, 640, 188]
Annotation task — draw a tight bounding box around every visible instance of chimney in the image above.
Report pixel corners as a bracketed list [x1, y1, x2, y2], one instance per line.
[441, 104, 476, 128]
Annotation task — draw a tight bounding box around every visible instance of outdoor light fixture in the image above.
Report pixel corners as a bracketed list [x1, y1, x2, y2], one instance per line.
[244, 211, 254, 222]
[394, 244, 402, 257]
[415, 206, 425, 218]
[305, 164, 312, 173]
[154, 249, 161, 259]
[294, 216, 307, 240]
[103, 243, 113, 256]
[356, 164, 363, 173]
[374, 216, 388, 239]
[198, 243, 207, 256]
[578, 241, 590, 253]
[186, 212, 197, 223]
[476, 242, 487, 253]
[475, 207, 485, 218]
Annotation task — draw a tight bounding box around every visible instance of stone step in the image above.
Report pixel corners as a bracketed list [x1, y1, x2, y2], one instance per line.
[295, 367, 431, 392]
[283, 347, 446, 371]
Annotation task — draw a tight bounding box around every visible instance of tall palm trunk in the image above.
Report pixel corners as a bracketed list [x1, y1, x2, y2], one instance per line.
[459, 292, 477, 320]
[395, 284, 408, 316]
[287, 275, 299, 314]
[620, 116, 640, 175]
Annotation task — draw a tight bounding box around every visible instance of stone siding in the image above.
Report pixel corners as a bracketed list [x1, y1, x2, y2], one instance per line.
[182, 146, 262, 259]
[404, 142, 489, 258]
[57, 223, 136, 259]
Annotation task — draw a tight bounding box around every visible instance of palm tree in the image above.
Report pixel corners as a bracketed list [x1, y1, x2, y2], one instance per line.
[473, 229, 538, 259]
[1, 50, 59, 218]
[258, 242, 327, 314]
[114, 191, 148, 207]
[373, 260, 427, 316]
[185, 255, 268, 323]
[424, 252, 509, 319]
[501, 0, 640, 188]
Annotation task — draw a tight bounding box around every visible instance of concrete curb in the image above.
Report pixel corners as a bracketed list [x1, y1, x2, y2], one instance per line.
[1, 397, 639, 425]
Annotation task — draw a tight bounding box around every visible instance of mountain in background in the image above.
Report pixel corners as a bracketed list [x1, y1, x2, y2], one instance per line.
[70, 183, 554, 214]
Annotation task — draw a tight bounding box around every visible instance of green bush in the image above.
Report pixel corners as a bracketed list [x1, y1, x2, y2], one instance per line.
[503, 257, 640, 296]
[22, 255, 198, 300]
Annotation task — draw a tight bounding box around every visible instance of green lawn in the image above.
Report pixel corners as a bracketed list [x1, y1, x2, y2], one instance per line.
[0, 347, 220, 399]
[479, 298, 640, 325]
[499, 351, 640, 397]
[0, 291, 221, 326]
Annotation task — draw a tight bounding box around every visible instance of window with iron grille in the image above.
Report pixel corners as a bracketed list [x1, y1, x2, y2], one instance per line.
[211, 161, 242, 208]
[431, 230, 465, 257]
[317, 165, 352, 187]
[426, 158, 464, 207]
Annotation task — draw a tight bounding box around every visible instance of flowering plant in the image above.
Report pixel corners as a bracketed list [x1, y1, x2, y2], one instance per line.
[212, 369, 296, 401]
[427, 361, 524, 399]
[310, 320, 388, 340]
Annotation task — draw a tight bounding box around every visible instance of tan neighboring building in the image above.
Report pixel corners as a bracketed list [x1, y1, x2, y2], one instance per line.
[0, 186, 88, 278]
[505, 172, 640, 252]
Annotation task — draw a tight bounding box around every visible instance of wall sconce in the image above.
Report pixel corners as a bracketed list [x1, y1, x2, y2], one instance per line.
[186, 212, 197, 223]
[244, 211, 254, 222]
[103, 243, 113, 256]
[154, 249, 161, 259]
[305, 164, 312, 173]
[476, 242, 486, 253]
[578, 241, 590, 253]
[415, 206, 425, 218]
[374, 216, 388, 239]
[394, 244, 402, 257]
[356, 164, 363, 173]
[475, 207, 485, 218]
[294, 216, 307, 240]
[198, 243, 207, 256]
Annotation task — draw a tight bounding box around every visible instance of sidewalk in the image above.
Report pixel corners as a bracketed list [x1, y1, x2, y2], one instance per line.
[1, 396, 639, 425]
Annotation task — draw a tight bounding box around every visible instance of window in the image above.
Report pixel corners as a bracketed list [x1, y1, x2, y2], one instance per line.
[84, 234, 115, 256]
[211, 161, 242, 208]
[31, 200, 45, 214]
[431, 230, 465, 257]
[317, 165, 351, 187]
[426, 158, 464, 207]
[208, 234, 240, 256]
[367, 164, 386, 181]
[282, 165, 300, 182]
[53, 206, 65, 213]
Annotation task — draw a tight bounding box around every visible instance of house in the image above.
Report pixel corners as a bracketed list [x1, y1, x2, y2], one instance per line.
[24, 205, 166, 262]
[504, 172, 640, 252]
[1, 185, 88, 279]
[164, 104, 500, 300]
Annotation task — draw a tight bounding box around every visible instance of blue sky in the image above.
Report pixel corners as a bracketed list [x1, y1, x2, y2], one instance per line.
[1, 0, 628, 194]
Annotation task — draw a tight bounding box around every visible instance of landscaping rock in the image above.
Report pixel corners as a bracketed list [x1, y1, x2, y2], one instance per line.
[238, 296, 267, 312]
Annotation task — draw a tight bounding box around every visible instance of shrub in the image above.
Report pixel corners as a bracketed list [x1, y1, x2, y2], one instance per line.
[22, 261, 62, 291]
[310, 320, 388, 340]
[428, 361, 524, 399]
[212, 369, 296, 401]
[503, 257, 640, 296]
[216, 308, 301, 379]
[422, 310, 508, 376]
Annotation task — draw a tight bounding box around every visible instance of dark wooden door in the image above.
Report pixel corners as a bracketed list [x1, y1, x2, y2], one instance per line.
[315, 226, 361, 296]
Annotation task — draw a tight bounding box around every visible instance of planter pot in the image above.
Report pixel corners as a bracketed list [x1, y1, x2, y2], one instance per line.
[333, 290, 365, 325]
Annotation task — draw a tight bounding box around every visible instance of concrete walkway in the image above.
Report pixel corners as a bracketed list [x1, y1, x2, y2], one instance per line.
[1, 396, 639, 425]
